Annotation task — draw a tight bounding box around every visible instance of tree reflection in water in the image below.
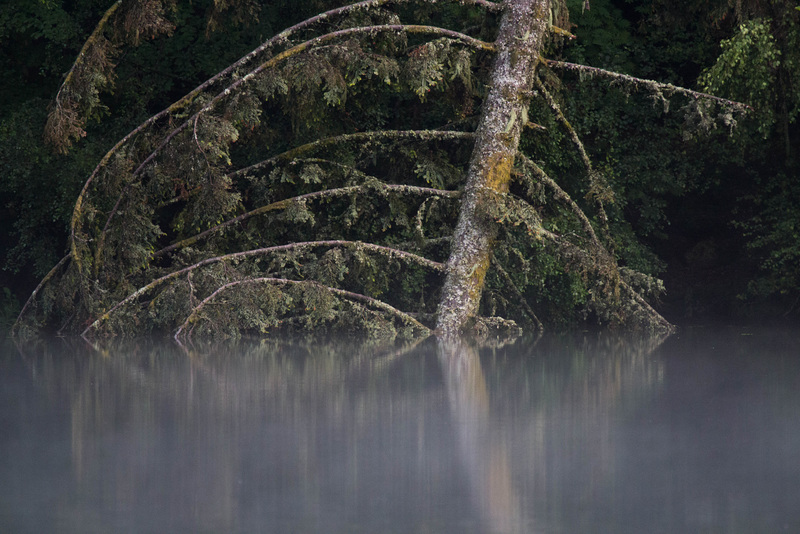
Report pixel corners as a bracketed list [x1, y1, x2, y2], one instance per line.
[437, 338, 523, 533]
[8, 331, 669, 533]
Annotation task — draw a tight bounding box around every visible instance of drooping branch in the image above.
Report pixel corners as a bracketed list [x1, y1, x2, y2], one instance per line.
[516, 156, 604, 254]
[534, 76, 613, 242]
[91, 129, 472, 271]
[45, 0, 176, 153]
[82, 240, 445, 338]
[538, 226, 674, 333]
[174, 277, 430, 341]
[492, 191, 673, 333]
[534, 76, 592, 172]
[44, 1, 122, 153]
[134, 25, 491, 180]
[153, 183, 460, 258]
[489, 254, 543, 331]
[20, 0, 685, 341]
[11, 255, 71, 338]
[69, 14, 492, 277]
[546, 60, 753, 112]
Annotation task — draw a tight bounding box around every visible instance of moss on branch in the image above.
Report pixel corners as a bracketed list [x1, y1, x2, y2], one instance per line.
[154, 183, 460, 258]
[68, 15, 489, 280]
[534, 76, 614, 245]
[546, 60, 752, 113]
[174, 277, 430, 341]
[516, 156, 604, 253]
[232, 130, 475, 180]
[82, 240, 445, 338]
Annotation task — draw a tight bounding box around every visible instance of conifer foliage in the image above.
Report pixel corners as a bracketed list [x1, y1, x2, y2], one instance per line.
[15, 0, 740, 341]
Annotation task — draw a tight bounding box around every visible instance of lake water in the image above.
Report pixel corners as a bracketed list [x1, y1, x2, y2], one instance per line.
[2, 327, 799, 533]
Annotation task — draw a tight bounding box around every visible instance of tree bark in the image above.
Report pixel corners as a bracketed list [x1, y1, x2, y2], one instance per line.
[436, 0, 550, 337]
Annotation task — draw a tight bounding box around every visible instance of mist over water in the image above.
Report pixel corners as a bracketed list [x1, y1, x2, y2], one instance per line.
[2, 328, 799, 533]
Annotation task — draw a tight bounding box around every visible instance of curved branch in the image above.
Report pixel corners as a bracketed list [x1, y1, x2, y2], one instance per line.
[135, 25, 492, 179]
[69, 3, 495, 276]
[230, 130, 475, 180]
[45, 1, 122, 153]
[82, 240, 445, 338]
[496, 197, 673, 333]
[59, 1, 122, 91]
[174, 277, 430, 340]
[93, 66, 479, 272]
[153, 183, 460, 258]
[11, 254, 71, 337]
[546, 60, 752, 112]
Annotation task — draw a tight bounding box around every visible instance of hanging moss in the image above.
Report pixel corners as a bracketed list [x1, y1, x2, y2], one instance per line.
[17, 0, 751, 342]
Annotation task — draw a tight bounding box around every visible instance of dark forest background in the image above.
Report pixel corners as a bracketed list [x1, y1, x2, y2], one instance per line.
[1, 0, 798, 332]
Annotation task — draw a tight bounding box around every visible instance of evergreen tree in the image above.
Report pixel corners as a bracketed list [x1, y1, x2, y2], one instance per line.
[699, 0, 800, 314]
[14, 0, 746, 341]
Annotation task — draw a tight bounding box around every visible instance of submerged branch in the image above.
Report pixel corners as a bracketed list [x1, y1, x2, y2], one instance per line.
[154, 183, 460, 258]
[174, 277, 430, 340]
[485, 191, 673, 332]
[535, 225, 674, 334]
[82, 240, 445, 338]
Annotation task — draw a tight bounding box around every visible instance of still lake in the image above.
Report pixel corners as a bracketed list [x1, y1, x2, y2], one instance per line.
[2, 327, 799, 533]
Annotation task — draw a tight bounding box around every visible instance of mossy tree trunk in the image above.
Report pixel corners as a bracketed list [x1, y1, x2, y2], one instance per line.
[436, 0, 550, 337]
[16, 0, 726, 341]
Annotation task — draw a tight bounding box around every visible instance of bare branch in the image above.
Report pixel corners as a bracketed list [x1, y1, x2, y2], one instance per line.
[490, 254, 543, 331]
[534, 75, 617, 252]
[534, 76, 591, 171]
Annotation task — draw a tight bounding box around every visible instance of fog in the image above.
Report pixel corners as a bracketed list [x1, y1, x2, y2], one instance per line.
[2, 328, 799, 533]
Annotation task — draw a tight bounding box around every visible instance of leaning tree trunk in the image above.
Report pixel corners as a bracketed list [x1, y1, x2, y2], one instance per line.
[436, 0, 551, 337]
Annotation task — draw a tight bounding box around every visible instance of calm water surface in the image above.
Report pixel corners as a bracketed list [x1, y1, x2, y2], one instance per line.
[2, 328, 799, 533]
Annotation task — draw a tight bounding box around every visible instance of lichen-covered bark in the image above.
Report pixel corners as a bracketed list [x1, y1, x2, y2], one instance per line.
[436, 0, 551, 337]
